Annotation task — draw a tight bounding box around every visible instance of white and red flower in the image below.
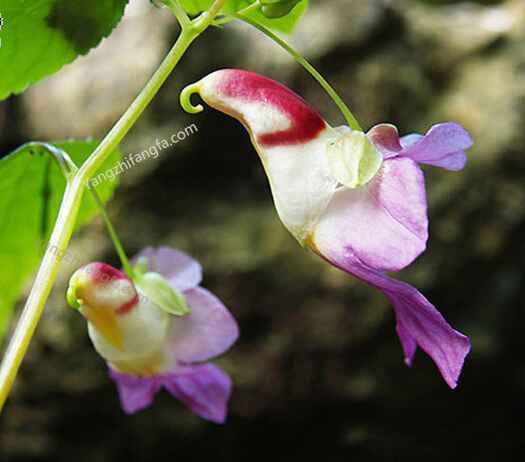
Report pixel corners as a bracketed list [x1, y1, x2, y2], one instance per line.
[68, 246, 239, 423]
[182, 69, 473, 388]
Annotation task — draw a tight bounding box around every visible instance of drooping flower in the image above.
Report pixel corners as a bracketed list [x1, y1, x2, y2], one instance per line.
[181, 69, 473, 388]
[67, 246, 239, 423]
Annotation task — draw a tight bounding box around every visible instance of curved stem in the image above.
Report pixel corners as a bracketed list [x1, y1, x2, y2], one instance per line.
[233, 12, 363, 131]
[0, 14, 213, 410]
[89, 187, 134, 277]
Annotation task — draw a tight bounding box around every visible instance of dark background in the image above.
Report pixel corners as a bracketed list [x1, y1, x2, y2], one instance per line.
[1, 0, 524, 460]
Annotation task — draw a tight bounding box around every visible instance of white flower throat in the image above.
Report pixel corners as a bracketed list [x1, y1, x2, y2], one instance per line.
[261, 127, 383, 244]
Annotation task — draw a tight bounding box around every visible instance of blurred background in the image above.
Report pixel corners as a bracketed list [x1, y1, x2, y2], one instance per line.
[1, 0, 525, 460]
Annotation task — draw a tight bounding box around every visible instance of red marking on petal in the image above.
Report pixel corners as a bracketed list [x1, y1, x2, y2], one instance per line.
[116, 293, 139, 315]
[86, 263, 127, 284]
[217, 70, 327, 148]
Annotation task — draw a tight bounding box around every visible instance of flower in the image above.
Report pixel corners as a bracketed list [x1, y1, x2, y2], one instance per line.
[181, 69, 474, 388]
[67, 246, 239, 423]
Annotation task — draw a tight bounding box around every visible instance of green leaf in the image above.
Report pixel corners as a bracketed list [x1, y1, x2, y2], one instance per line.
[134, 272, 191, 316]
[0, 0, 129, 100]
[179, 0, 217, 15]
[0, 140, 121, 339]
[180, 0, 308, 33]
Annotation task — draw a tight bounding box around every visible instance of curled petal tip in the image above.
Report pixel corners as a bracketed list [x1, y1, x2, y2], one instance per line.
[180, 82, 204, 114]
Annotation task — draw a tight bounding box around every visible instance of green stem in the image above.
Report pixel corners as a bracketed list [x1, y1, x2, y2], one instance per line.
[0, 0, 226, 411]
[26, 142, 76, 180]
[89, 187, 134, 278]
[233, 12, 363, 131]
[164, 0, 191, 29]
[31, 142, 134, 276]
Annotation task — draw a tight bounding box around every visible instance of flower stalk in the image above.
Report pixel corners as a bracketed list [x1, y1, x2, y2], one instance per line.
[89, 188, 135, 278]
[164, 0, 191, 29]
[233, 11, 362, 131]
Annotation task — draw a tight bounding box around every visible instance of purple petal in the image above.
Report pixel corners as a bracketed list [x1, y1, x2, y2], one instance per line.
[396, 320, 418, 366]
[313, 157, 428, 272]
[133, 246, 202, 291]
[109, 368, 162, 414]
[162, 363, 232, 424]
[311, 154, 470, 387]
[166, 287, 239, 363]
[369, 122, 473, 171]
[314, 249, 470, 388]
[399, 134, 423, 149]
[399, 123, 473, 171]
[401, 132, 467, 171]
[409, 149, 468, 171]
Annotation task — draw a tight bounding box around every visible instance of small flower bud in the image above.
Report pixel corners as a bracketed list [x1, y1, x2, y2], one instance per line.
[260, 0, 302, 19]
